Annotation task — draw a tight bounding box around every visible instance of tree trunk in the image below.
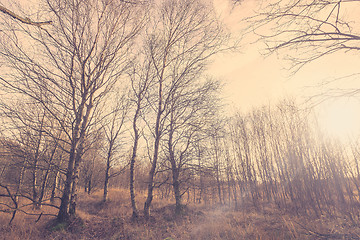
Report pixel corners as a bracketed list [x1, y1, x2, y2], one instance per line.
[233, 179, 238, 209]
[57, 125, 84, 221]
[68, 96, 93, 217]
[50, 169, 59, 203]
[87, 177, 92, 195]
[143, 134, 160, 219]
[103, 167, 109, 202]
[144, 75, 163, 219]
[103, 136, 114, 202]
[173, 174, 182, 215]
[57, 100, 86, 222]
[168, 123, 182, 215]
[15, 161, 26, 204]
[216, 168, 222, 204]
[36, 168, 50, 209]
[69, 150, 82, 215]
[227, 170, 231, 206]
[57, 147, 76, 222]
[130, 109, 140, 218]
[32, 159, 39, 209]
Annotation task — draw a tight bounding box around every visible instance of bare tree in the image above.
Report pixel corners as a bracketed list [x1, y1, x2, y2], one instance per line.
[0, 0, 145, 223]
[141, 0, 227, 219]
[128, 58, 154, 219]
[164, 78, 221, 214]
[80, 134, 104, 195]
[224, 98, 360, 219]
[0, 4, 52, 26]
[241, 0, 360, 72]
[0, 100, 66, 208]
[102, 92, 130, 202]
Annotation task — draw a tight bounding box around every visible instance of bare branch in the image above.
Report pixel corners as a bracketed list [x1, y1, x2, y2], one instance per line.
[0, 5, 52, 26]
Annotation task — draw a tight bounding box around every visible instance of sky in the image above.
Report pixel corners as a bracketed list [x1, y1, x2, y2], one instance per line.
[2, 0, 360, 139]
[5, 0, 359, 112]
[211, 0, 360, 112]
[209, 0, 360, 140]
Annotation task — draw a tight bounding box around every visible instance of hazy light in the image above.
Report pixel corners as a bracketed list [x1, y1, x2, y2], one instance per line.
[319, 98, 360, 141]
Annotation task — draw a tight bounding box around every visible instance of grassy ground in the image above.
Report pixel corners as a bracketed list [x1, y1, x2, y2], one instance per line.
[1, 189, 360, 239]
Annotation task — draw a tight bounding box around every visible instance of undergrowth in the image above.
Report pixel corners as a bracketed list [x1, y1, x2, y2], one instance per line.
[0, 189, 359, 240]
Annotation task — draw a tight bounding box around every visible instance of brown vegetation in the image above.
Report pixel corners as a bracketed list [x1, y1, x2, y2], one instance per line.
[1, 0, 360, 239]
[1, 188, 360, 240]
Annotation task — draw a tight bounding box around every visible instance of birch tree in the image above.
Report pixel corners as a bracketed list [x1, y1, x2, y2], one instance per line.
[141, 0, 227, 219]
[0, 0, 145, 223]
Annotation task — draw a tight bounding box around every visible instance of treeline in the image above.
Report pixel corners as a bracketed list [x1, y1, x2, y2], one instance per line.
[2, 97, 360, 223]
[217, 100, 360, 221]
[151, 99, 360, 222]
[0, 0, 359, 225]
[0, 0, 226, 223]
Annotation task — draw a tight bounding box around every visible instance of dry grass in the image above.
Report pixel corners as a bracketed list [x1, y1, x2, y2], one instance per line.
[1, 189, 360, 239]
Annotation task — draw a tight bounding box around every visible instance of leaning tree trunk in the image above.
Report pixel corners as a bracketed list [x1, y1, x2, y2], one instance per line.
[130, 105, 140, 219]
[69, 95, 93, 216]
[37, 138, 59, 208]
[103, 137, 114, 202]
[144, 76, 163, 219]
[103, 161, 110, 202]
[36, 167, 50, 209]
[143, 134, 161, 219]
[57, 101, 88, 222]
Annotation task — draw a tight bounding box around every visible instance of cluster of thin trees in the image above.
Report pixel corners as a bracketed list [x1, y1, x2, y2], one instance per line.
[223, 101, 360, 221]
[1, 0, 360, 225]
[0, 0, 227, 223]
[147, 99, 360, 222]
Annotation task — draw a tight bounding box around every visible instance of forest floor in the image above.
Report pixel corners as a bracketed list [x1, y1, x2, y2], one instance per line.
[1, 189, 360, 240]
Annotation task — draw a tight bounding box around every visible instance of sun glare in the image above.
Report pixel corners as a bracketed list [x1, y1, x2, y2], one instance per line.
[319, 99, 360, 141]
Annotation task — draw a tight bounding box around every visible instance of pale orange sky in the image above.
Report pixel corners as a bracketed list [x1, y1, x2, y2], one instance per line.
[210, 0, 360, 115]
[3, 0, 360, 119]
